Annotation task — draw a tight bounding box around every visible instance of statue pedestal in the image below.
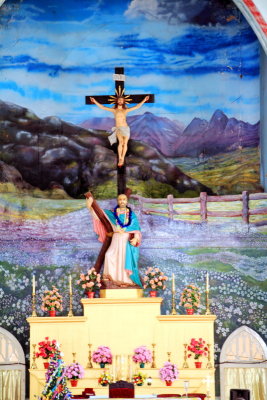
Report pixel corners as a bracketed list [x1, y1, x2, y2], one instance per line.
[28, 289, 216, 398]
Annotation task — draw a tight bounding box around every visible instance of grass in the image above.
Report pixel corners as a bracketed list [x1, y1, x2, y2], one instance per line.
[172, 147, 261, 194]
[188, 260, 235, 273]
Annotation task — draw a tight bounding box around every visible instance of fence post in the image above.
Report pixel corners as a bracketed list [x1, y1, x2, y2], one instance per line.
[138, 195, 143, 217]
[242, 191, 249, 224]
[167, 194, 174, 220]
[200, 192, 208, 222]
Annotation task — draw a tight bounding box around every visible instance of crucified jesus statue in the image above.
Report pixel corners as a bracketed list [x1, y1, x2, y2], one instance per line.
[90, 95, 149, 167]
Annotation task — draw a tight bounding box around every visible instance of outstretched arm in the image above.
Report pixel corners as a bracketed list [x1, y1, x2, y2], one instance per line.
[90, 97, 114, 112]
[126, 95, 149, 113]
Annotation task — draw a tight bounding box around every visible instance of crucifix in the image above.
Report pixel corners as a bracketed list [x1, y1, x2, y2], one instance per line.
[85, 67, 155, 195]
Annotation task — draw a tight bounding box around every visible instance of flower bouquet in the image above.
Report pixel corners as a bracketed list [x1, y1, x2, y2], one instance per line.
[41, 286, 63, 316]
[159, 362, 179, 386]
[65, 362, 85, 387]
[132, 346, 152, 368]
[77, 267, 102, 298]
[180, 284, 200, 314]
[143, 267, 168, 297]
[98, 372, 112, 386]
[35, 337, 57, 368]
[187, 338, 208, 368]
[132, 372, 146, 386]
[92, 346, 112, 368]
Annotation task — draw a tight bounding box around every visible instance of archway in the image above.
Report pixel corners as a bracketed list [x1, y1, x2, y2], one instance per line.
[0, 327, 25, 400]
[220, 326, 267, 400]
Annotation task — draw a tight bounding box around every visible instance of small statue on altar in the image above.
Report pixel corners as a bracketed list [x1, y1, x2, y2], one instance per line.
[86, 193, 142, 288]
[90, 94, 149, 166]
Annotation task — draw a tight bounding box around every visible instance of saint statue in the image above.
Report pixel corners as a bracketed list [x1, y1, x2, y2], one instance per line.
[90, 94, 149, 166]
[86, 193, 142, 288]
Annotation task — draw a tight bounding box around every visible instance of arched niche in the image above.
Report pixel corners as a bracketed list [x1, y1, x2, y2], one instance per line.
[0, 327, 25, 400]
[220, 326, 267, 400]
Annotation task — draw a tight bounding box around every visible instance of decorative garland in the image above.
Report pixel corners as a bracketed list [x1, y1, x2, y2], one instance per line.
[113, 205, 132, 228]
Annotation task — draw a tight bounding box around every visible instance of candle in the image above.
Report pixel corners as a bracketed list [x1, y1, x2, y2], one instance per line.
[172, 273, 175, 292]
[206, 272, 209, 292]
[69, 275, 72, 295]
[32, 274, 35, 295]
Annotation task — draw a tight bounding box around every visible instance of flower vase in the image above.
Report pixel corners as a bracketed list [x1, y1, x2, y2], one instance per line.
[49, 309, 56, 317]
[195, 361, 202, 368]
[100, 362, 106, 368]
[43, 361, 50, 369]
[149, 291, 157, 297]
[165, 380, 172, 386]
[186, 308, 194, 315]
[137, 383, 143, 386]
[139, 362, 145, 368]
[87, 291, 95, 298]
[70, 379, 78, 387]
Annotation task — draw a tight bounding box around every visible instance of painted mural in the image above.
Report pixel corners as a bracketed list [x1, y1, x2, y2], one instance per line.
[0, 0, 266, 396]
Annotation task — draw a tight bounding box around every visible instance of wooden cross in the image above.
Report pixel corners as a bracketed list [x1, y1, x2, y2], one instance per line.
[85, 67, 155, 195]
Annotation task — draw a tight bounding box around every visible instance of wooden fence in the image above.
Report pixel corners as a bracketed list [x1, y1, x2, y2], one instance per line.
[130, 191, 267, 225]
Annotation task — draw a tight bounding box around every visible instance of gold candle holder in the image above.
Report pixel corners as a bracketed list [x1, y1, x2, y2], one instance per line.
[167, 352, 171, 362]
[171, 289, 177, 315]
[182, 344, 189, 368]
[206, 344, 213, 369]
[205, 290, 211, 315]
[72, 352, 76, 363]
[31, 293, 37, 317]
[86, 344, 93, 368]
[151, 343, 156, 368]
[31, 344, 37, 369]
[126, 355, 131, 381]
[68, 293, 73, 317]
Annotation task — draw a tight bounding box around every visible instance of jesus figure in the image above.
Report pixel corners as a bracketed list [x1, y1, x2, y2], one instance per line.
[90, 95, 149, 166]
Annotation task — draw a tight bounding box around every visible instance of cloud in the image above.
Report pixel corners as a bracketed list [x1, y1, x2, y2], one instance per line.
[125, 0, 240, 26]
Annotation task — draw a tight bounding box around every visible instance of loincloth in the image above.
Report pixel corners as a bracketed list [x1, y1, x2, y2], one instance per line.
[108, 126, 130, 145]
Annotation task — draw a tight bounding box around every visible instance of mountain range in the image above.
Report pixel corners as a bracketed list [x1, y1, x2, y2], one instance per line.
[0, 99, 211, 198]
[81, 110, 259, 157]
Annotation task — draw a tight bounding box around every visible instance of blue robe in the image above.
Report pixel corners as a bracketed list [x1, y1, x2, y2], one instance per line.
[104, 209, 142, 287]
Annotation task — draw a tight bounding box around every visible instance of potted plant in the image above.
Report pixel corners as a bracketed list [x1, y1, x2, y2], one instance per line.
[41, 286, 63, 316]
[98, 371, 112, 386]
[187, 338, 208, 368]
[132, 372, 146, 386]
[35, 337, 57, 369]
[92, 346, 112, 368]
[65, 362, 85, 387]
[159, 362, 179, 386]
[132, 346, 152, 368]
[180, 284, 201, 314]
[143, 267, 168, 297]
[77, 267, 102, 298]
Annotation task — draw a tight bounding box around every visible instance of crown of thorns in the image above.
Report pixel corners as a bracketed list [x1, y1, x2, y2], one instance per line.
[108, 85, 132, 104]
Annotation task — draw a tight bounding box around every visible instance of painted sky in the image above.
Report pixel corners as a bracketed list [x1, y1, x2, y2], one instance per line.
[0, 0, 260, 125]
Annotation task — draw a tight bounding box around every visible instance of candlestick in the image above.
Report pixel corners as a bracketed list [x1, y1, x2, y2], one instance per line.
[72, 352, 76, 363]
[171, 290, 177, 315]
[31, 344, 37, 369]
[205, 289, 211, 315]
[86, 344, 93, 368]
[69, 275, 72, 295]
[167, 351, 171, 362]
[206, 343, 213, 368]
[151, 343, 156, 368]
[32, 274, 36, 295]
[182, 344, 189, 368]
[68, 292, 73, 317]
[31, 292, 37, 317]
[183, 380, 189, 398]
